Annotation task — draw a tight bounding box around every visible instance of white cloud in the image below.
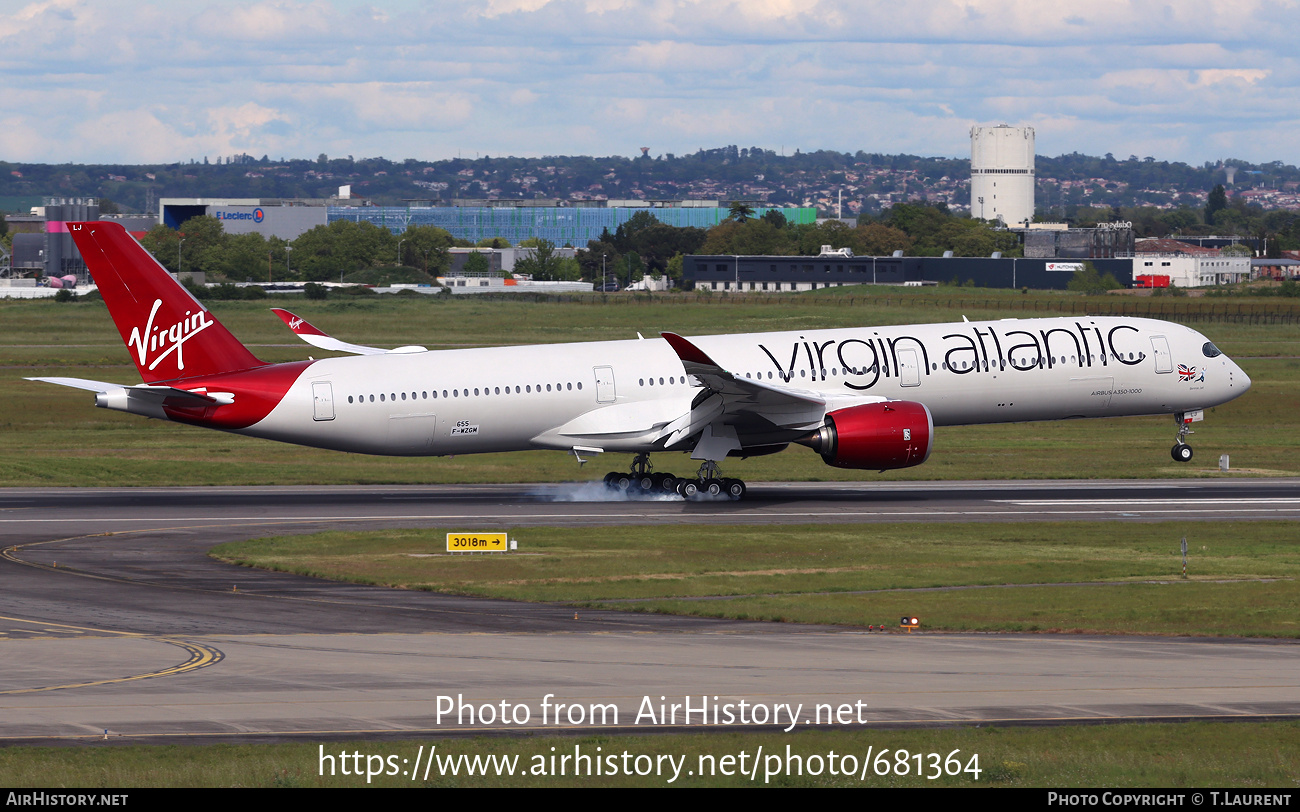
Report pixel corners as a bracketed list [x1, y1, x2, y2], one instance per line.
[0, 117, 62, 162]
[71, 109, 190, 163]
[0, 0, 79, 38]
[316, 82, 477, 132]
[198, 0, 346, 41]
[0, 0, 1296, 164]
[479, 0, 555, 16]
[1193, 68, 1270, 86]
[508, 88, 539, 105]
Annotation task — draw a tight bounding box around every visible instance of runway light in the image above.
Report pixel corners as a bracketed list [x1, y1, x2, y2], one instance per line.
[900, 616, 920, 633]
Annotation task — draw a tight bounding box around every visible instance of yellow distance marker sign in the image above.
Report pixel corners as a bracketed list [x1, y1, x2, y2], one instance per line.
[446, 532, 509, 553]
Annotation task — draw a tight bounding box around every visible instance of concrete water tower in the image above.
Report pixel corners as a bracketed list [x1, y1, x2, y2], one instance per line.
[970, 125, 1035, 226]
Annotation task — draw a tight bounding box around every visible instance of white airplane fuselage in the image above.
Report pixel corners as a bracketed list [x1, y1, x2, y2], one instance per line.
[245, 315, 1248, 458]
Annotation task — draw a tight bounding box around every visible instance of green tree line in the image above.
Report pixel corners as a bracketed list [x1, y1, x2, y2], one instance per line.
[139, 217, 459, 283]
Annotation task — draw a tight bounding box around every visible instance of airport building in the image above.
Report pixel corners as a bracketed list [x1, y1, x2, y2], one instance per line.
[445, 244, 580, 275]
[684, 251, 1135, 292]
[2, 198, 152, 284]
[158, 197, 817, 247]
[1133, 239, 1250, 287]
[6, 198, 100, 278]
[330, 201, 815, 246]
[160, 197, 329, 240]
[1020, 222, 1135, 258]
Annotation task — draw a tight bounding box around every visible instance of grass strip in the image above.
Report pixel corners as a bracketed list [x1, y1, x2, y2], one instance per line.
[212, 521, 1300, 637]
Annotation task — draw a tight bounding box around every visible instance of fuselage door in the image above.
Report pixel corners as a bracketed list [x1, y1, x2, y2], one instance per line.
[1150, 336, 1173, 374]
[897, 349, 921, 387]
[312, 381, 335, 421]
[594, 366, 616, 403]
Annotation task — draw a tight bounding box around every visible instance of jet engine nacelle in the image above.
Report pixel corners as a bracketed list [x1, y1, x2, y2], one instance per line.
[801, 401, 934, 470]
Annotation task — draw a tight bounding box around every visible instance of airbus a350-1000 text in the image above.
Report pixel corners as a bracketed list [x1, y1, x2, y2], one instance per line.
[31, 221, 1251, 499]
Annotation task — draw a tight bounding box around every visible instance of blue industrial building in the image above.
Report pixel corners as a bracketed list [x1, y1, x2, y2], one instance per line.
[329, 205, 816, 246]
[160, 197, 816, 247]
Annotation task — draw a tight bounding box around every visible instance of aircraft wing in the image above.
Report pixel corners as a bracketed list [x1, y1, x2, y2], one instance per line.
[659, 332, 832, 457]
[661, 332, 827, 422]
[271, 308, 391, 355]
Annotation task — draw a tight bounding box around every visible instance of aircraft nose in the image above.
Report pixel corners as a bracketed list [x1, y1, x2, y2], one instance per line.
[1236, 361, 1251, 392]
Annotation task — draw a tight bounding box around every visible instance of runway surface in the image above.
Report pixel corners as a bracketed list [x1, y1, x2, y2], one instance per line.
[1, 480, 1297, 743]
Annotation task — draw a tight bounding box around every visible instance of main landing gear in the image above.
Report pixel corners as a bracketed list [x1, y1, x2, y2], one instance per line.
[1171, 413, 1195, 463]
[603, 453, 678, 495]
[676, 460, 747, 500]
[603, 454, 747, 500]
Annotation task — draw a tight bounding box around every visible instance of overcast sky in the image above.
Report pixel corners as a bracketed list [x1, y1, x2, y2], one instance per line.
[2, 0, 1296, 167]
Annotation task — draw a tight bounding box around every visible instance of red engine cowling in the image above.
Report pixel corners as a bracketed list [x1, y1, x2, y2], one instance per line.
[804, 401, 933, 470]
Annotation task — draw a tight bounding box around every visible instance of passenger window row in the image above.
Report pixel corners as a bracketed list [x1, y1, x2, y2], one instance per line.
[347, 381, 582, 405]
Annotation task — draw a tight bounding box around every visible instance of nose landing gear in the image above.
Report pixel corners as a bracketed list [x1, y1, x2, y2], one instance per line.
[1171, 411, 1198, 462]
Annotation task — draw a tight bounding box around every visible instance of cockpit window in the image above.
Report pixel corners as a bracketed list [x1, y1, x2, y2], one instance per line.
[1203, 342, 1223, 358]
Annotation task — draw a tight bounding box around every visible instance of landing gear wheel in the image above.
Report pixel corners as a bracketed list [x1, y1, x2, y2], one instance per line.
[679, 480, 700, 499]
[705, 480, 723, 497]
[1171, 413, 1196, 464]
[614, 474, 633, 491]
[657, 474, 678, 493]
[637, 475, 656, 491]
[724, 479, 747, 500]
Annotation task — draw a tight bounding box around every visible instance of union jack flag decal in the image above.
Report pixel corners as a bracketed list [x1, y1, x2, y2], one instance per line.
[1178, 364, 1204, 382]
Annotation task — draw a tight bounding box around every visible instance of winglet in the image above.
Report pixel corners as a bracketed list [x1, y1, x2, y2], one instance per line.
[269, 308, 388, 355]
[661, 332, 718, 368]
[271, 308, 329, 337]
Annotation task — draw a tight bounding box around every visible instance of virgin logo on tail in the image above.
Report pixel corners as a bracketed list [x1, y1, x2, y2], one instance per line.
[128, 299, 214, 373]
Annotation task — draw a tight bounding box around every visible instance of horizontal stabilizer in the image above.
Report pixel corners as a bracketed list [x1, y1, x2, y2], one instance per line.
[25, 376, 122, 393]
[123, 384, 229, 406]
[27, 377, 231, 415]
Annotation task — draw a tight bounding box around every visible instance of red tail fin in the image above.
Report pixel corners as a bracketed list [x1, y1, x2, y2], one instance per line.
[68, 221, 264, 383]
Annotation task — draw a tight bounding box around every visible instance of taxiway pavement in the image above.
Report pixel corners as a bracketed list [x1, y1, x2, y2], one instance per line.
[2, 481, 1297, 742]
